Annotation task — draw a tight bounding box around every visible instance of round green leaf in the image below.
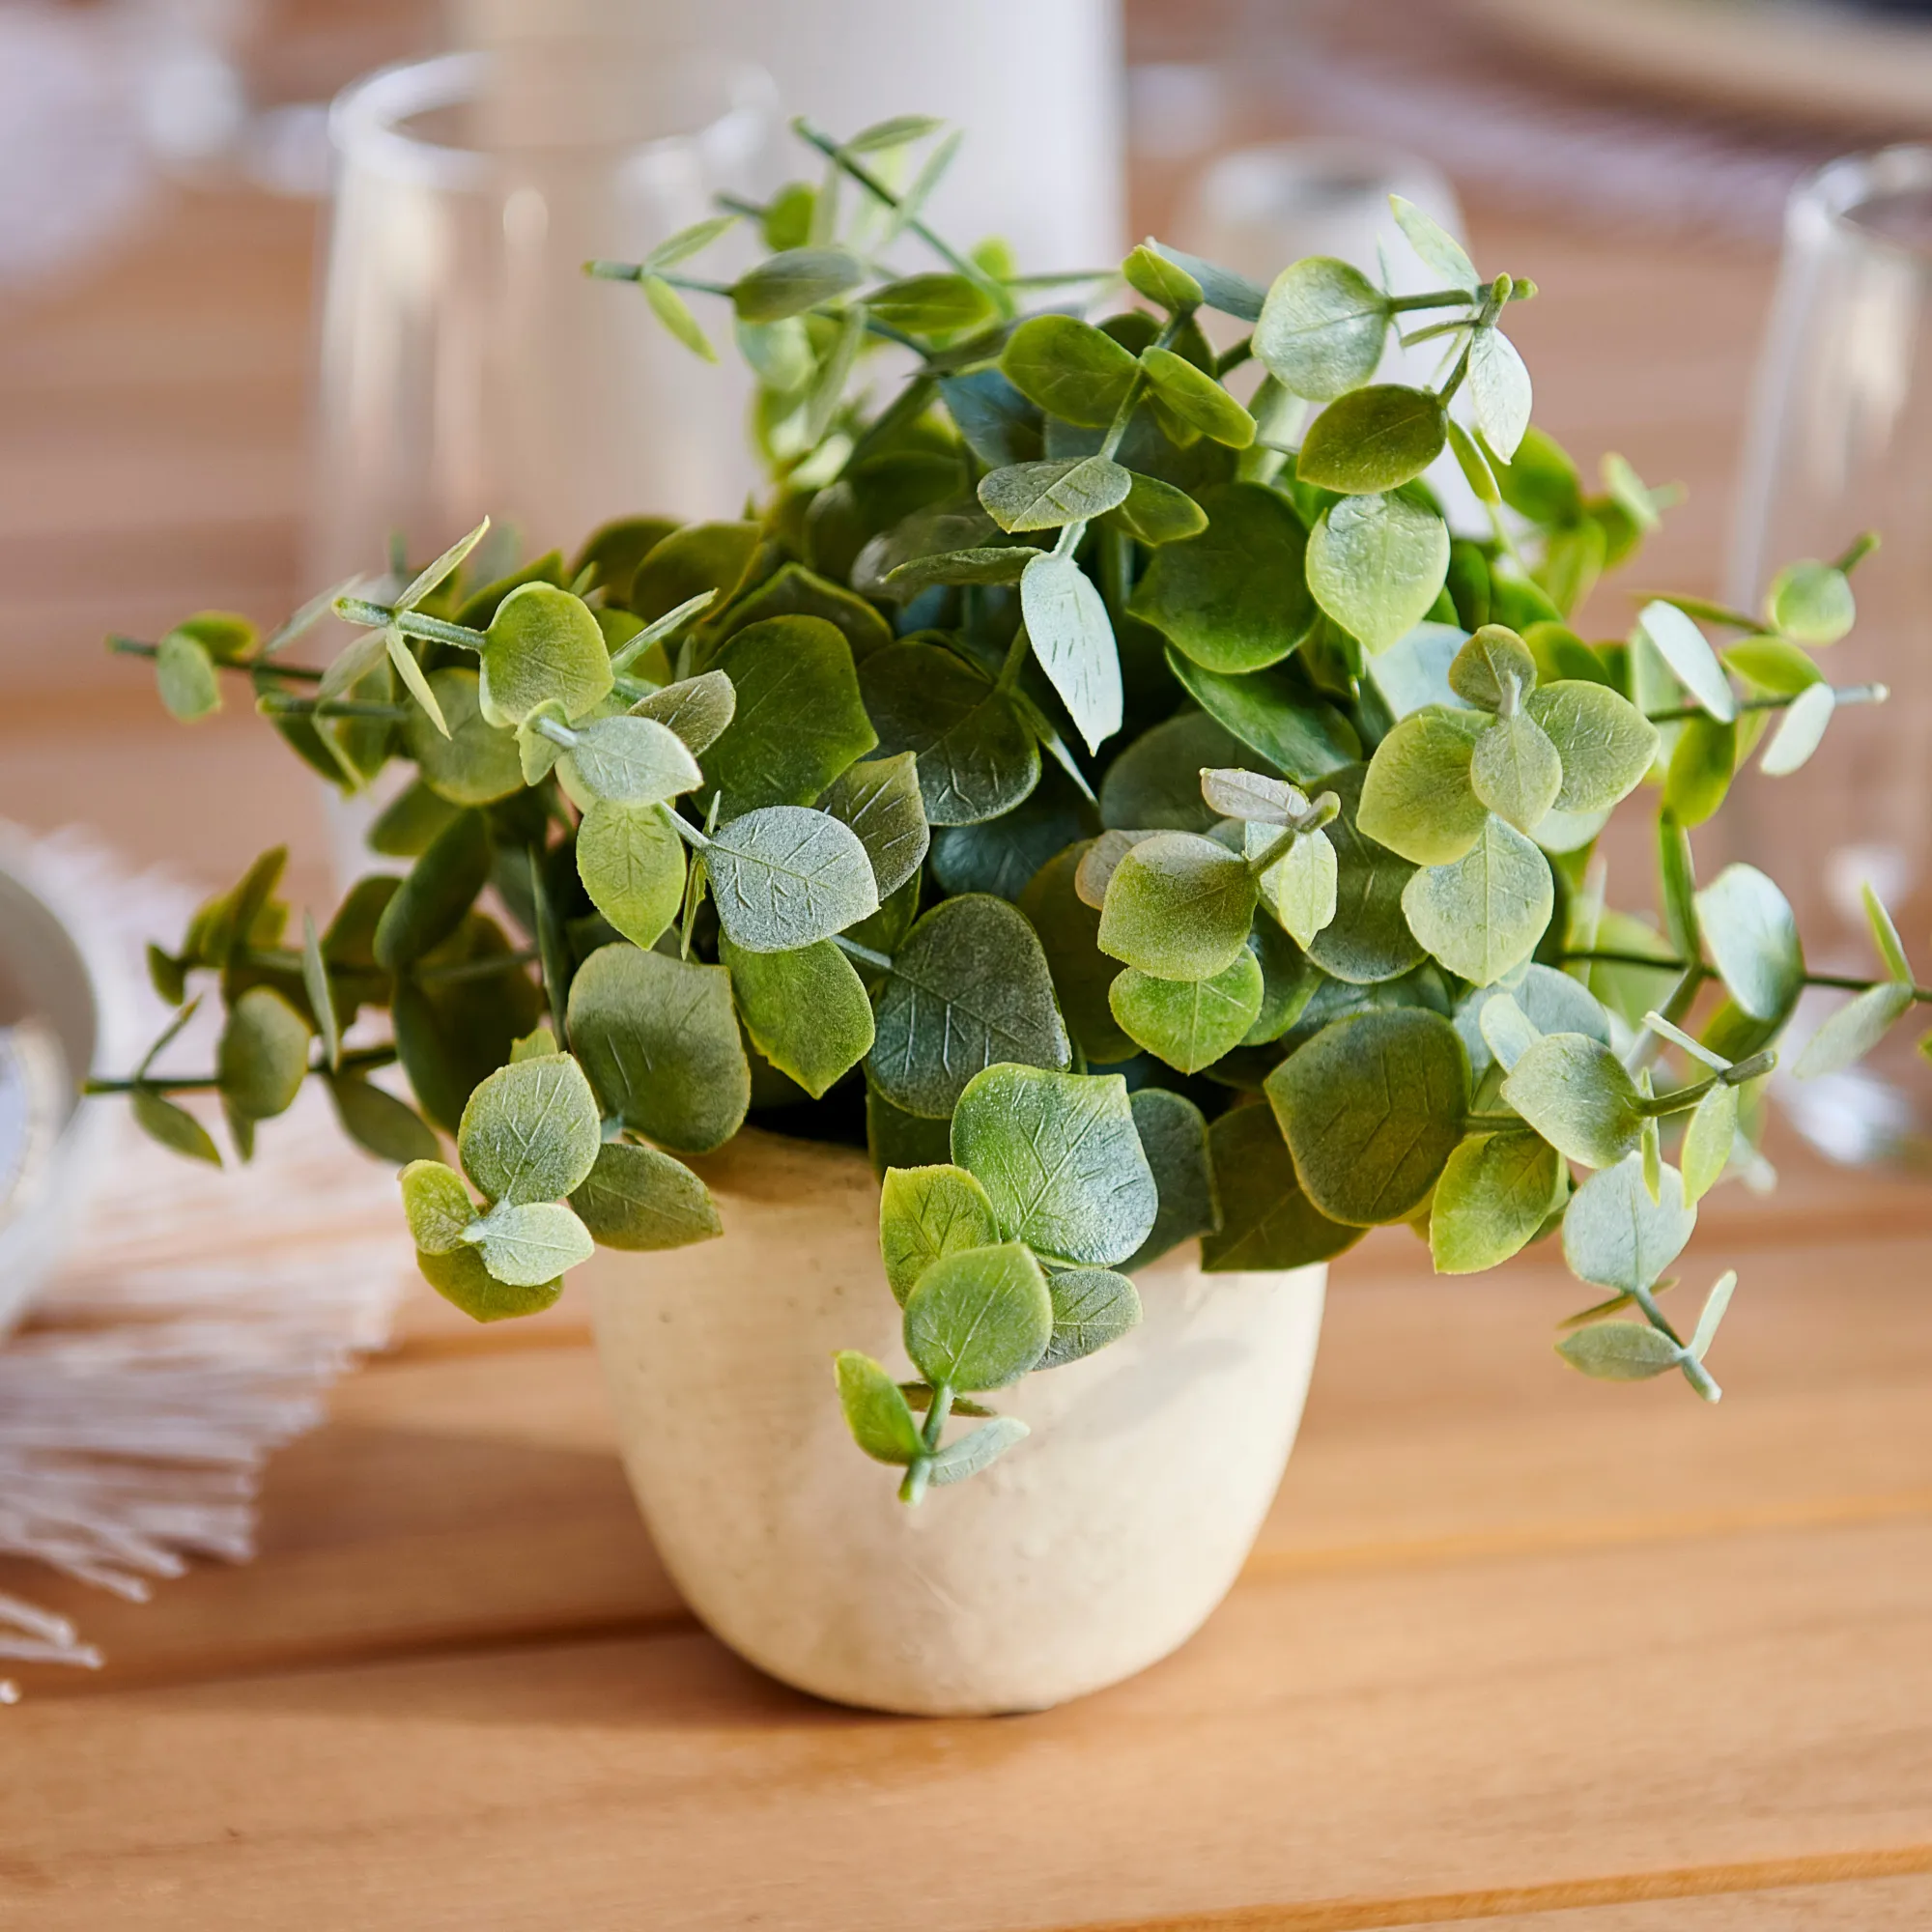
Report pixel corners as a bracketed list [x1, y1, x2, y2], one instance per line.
[1465, 327, 1532, 460]
[1105, 471, 1209, 546]
[1694, 864, 1803, 1022]
[1357, 708, 1489, 865]
[327, 1072, 440, 1165]
[1305, 492, 1450, 654]
[1402, 816, 1553, 986]
[576, 800, 686, 950]
[817, 753, 929, 899]
[1165, 650, 1362, 782]
[464, 1199, 596, 1287]
[416, 1242, 562, 1322]
[1122, 242, 1204, 312]
[1255, 256, 1390, 402]
[1123, 1086, 1222, 1270]
[1470, 710, 1563, 833]
[720, 935, 874, 1098]
[1000, 314, 1140, 429]
[630, 670, 737, 755]
[835, 1351, 924, 1465]
[400, 1158, 474, 1254]
[1562, 1155, 1695, 1293]
[865, 271, 995, 335]
[1526, 681, 1658, 812]
[1295, 384, 1446, 495]
[569, 1140, 721, 1250]
[1096, 832, 1259, 981]
[878, 1163, 1003, 1306]
[730, 245, 865, 323]
[1429, 1128, 1564, 1274]
[1199, 1100, 1361, 1272]
[1556, 1321, 1685, 1382]
[1109, 952, 1264, 1072]
[1099, 709, 1256, 832]
[979, 455, 1133, 533]
[456, 1051, 602, 1206]
[1038, 1267, 1142, 1369]
[703, 806, 879, 952]
[1254, 824, 1338, 949]
[1303, 765, 1425, 985]
[407, 668, 524, 807]
[1139, 346, 1255, 447]
[1448, 625, 1538, 712]
[861, 640, 1040, 827]
[1266, 1008, 1469, 1226]
[561, 714, 703, 808]
[1499, 1034, 1642, 1169]
[216, 986, 311, 1122]
[479, 583, 613, 728]
[1392, 195, 1479, 289]
[1662, 715, 1736, 827]
[156, 630, 221, 722]
[903, 1241, 1052, 1392]
[1767, 558, 1855, 646]
[1679, 1080, 1738, 1206]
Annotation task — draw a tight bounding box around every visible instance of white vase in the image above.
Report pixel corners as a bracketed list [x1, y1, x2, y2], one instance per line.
[591, 1128, 1325, 1716]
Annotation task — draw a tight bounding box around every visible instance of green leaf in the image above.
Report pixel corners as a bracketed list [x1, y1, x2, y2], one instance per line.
[731, 245, 865, 323]
[1126, 482, 1314, 675]
[1038, 1267, 1142, 1369]
[902, 1240, 1052, 1392]
[882, 545, 1037, 595]
[1557, 1320, 1684, 1382]
[1123, 1087, 1221, 1269]
[415, 1241, 561, 1321]
[1104, 471, 1208, 547]
[1759, 682, 1834, 777]
[373, 810, 490, 973]
[566, 943, 749, 1154]
[1305, 492, 1450, 654]
[979, 456, 1133, 533]
[130, 1087, 222, 1165]
[869, 895, 1070, 1118]
[931, 772, 1090, 902]
[1471, 710, 1563, 832]
[1403, 816, 1553, 986]
[389, 914, 543, 1131]
[866, 1079, 954, 1176]
[1165, 651, 1362, 783]
[405, 668, 523, 807]
[1562, 1155, 1695, 1292]
[627, 673, 736, 758]
[630, 521, 758, 626]
[1253, 825, 1338, 950]
[1296, 384, 1446, 495]
[1097, 832, 1259, 981]
[327, 1073, 439, 1165]
[1465, 327, 1532, 460]
[1139, 347, 1255, 447]
[1794, 980, 1915, 1080]
[1021, 552, 1121, 754]
[1526, 681, 1658, 812]
[1679, 1081, 1738, 1205]
[1268, 1008, 1467, 1225]
[878, 1163, 1002, 1306]
[1150, 242, 1268, 323]
[999, 314, 1140, 429]
[703, 806, 879, 952]
[561, 716, 702, 808]
[1122, 241, 1203, 312]
[1101, 710, 1257, 833]
[300, 911, 340, 1073]
[1358, 708, 1489, 865]
[1204, 768, 1308, 824]
[1867, 882, 1913, 983]
[479, 584, 612, 728]
[1457, 963, 1608, 1078]
[455, 1051, 601, 1206]
[865, 271, 994, 335]
[1636, 600, 1735, 724]
[216, 987, 310, 1122]
[1110, 952, 1264, 1073]
[1254, 256, 1390, 402]
[1430, 1128, 1564, 1275]
[702, 615, 877, 818]
[835, 1351, 925, 1465]
[861, 640, 1039, 826]
[1501, 1034, 1643, 1168]
[926, 1415, 1031, 1485]
[1721, 635, 1822, 696]
[938, 366, 1044, 469]
[643, 212, 737, 272]
[1695, 865, 1803, 1022]
[1017, 843, 1134, 1066]
[1690, 1269, 1738, 1361]
[1303, 764, 1425, 985]
[1767, 558, 1855, 646]
[817, 753, 928, 899]
[1391, 195, 1479, 289]
[642, 274, 720, 360]
[575, 800, 686, 950]
[720, 934, 873, 1097]
[400, 1158, 476, 1254]
[464, 1199, 595, 1287]
[951, 1065, 1158, 1267]
[1448, 625, 1537, 712]
[1662, 714, 1736, 827]
[156, 629, 221, 722]
[1200, 1096, 1361, 1270]
[568, 1140, 719, 1250]
[368, 781, 461, 860]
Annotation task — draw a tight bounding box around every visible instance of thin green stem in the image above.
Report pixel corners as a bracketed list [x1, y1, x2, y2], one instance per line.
[108, 637, 327, 683]
[257, 696, 411, 722]
[1435, 280, 1508, 408]
[85, 1043, 396, 1095]
[1565, 947, 1932, 1005]
[333, 598, 486, 652]
[832, 934, 895, 973]
[993, 624, 1034, 696]
[1387, 287, 1484, 314]
[1642, 684, 1886, 725]
[654, 803, 710, 852]
[1215, 336, 1254, 379]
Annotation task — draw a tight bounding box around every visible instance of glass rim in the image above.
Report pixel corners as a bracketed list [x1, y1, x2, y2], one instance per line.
[327, 48, 773, 190]
[1790, 142, 1932, 268]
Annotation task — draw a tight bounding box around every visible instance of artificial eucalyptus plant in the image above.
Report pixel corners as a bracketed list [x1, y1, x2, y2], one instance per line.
[97, 115, 1910, 1505]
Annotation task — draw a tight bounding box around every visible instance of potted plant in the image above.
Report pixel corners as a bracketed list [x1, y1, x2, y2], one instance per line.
[93, 116, 1907, 1716]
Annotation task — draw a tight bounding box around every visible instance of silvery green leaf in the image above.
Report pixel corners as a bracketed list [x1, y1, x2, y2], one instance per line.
[156, 629, 221, 722]
[868, 895, 1069, 1118]
[400, 1158, 475, 1254]
[327, 1073, 439, 1166]
[835, 1351, 924, 1465]
[1767, 558, 1855, 645]
[1449, 625, 1538, 712]
[456, 1052, 602, 1206]
[1368, 623, 1470, 719]
[1526, 681, 1658, 812]
[703, 806, 879, 952]
[1470, 710, 1563, 833]
[1556, 1320, 1684, 1381]
[1793, 980, 1915, 1080]
[1430, 1128, 1564, 1274]
[1020, 551, 1121, 754]
[395, 517, 490, 613]
[1865, 883, 1913, 983]
[878, 1164, 1002, 1306]
[719, 934, 873, 1098]
[1641, 1009, 1729, 1071]
[979, 456, 1133, 533]
[1150, 242, 1268, 323]
[384, 625, 449, 738]
[566, 944, 749, 1154]
[1200, 1100, 1361, 1271]
[1759, 681, 1834, 776]
[569, 1140, 721, 1251]
[951, 1065, 1158, 1267]
[609, 592, 719, 677]
[999, 314, 1139, 429]
[1561, 1154, 1695, 1293]
[575, 800, 686, 950]
[1109, 952, 1264, 1073]
[902, 1240, 1052, 1391]
[1265, 1008, 1468, 1226]
[1402, 815, 1553, 986]
[479, 583, 613, 728]
[1124, 1087, 1221, 1270]
[1164, 650, 1362, 786]
[1477, 992, 1542, 1074]
[1075, 827, 1154, 909]
[560, 714, 702, 806]
[216, 987, 311, 1122]
[416, 1243, 561, 1322]
[730, 245, 865, 324]
[1251, 823, 1338, 949]
[1690, 1269, 1738, 1360]
[1679, 1081, 1738, 1206]
[1203, 768, 1309, 825]
[1306, 492, 1451, 654]
[1038, 1268, 1141, 1369]
[465, 1199, 596, 1288]
[1391, 194, 1479, 290]
[1500, 1033, 1643, 1168]
[1254, 255, 1390, 402]
[299, 911, 340, 1073]
[1096, 832, 1259, 981]
[517, 700, 570, 787]
[1465, 327, 1531, 459]
[1694, 864, 1803, 1021]
[1302, 764, 1425, 986]
[1636, 600, 1735, 724]
[926, 1415, 1031, 1486]
[818, 753, 928, 898]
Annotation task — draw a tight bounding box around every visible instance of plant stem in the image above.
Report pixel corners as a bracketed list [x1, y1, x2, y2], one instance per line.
[1387, 287, 1484, 313]
[654, 803, 710, 852]
[334, 598, 486, 652]
[1641, 684, 1886, 725]
[85, 1043, 396, 1095]
[257, 696, 411, 722]
[993, 624, 1033, 696]
[1562, 948, 1932, 1004]
[414, 946, 541, 985]
[832, 934, 894, 973]
[108, 637, 326, 684]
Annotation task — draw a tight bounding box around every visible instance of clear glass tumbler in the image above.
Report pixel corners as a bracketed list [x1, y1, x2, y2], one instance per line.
[1728, 146, 1932, 1160]
[312, 46, 774, 587]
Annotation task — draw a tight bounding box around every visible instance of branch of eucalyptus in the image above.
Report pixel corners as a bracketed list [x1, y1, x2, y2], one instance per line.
[1642, 683, 1887, 724]
[1098, 311, 1186, 463]
[333, 597, 486, 653]
[107, 637, 327, 683]
[1387, 287, 1485, 313]
[1215, 337, 1253, 379]
[1564, 947, 1932, 1004]
[1435, 276, 1511, 407]
[83, 1043, 397, 1095]
[256, 695, 411, 722]
[1629, 1280, 1720, 1401]
[1836, 530, 1880, 574]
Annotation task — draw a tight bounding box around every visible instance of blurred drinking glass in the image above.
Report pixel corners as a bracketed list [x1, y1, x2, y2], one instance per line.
[1729, 146, 1932, 1163]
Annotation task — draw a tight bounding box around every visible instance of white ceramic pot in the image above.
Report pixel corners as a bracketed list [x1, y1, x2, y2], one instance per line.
[592, 1128, 1325, 1716]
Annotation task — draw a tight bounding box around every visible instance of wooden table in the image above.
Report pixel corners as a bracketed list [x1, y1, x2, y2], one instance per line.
[7, 174, 1932, 1930]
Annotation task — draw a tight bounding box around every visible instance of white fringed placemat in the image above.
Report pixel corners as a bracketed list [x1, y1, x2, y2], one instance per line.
[0, 827, 415, 1698]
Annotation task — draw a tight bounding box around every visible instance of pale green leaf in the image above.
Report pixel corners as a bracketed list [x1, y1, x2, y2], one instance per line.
[1096, 831, 1259, 980]
[720, 934, 873, 1097]
[569, 1140, 721, 1251]
[465, 1199, 596, 1287]
[1038, 1267, 1142, 1369]
[1402, 815, 1554, 985]
[1109, 951, 1264, 1072]
[1430, 1128, 1564, 1274]
[1793, 980, 1914, 1079]
[1357, 708, 1490, 866]
[400, 1158, 475, 1254]
[1254, 255, 1390, 402]
[1305, 492, 1450, 653]
[1021, 551, 1121, 754]
[576, 800, 686, 950]
[456, 1052, 602, 1206]
[1561, 1155, 1695, 1293]
[1500, 1033, 1644, 1168]
[835, 1351, 924, 1464]
[979, 455, 1133, 533]
[902, 1240, 1052, 1391]
[1636, 600, 1735, 724]
[1695, 864, 1803, 1021]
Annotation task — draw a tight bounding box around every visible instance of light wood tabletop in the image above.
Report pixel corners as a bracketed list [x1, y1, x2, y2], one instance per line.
[6, 163, 1932, 1931]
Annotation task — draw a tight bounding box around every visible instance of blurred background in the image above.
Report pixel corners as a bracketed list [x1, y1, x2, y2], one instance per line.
[6, 0, 1932, 1148]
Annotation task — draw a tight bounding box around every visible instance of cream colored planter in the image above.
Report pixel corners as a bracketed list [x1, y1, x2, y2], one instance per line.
[592, 1129, 1325, 1716]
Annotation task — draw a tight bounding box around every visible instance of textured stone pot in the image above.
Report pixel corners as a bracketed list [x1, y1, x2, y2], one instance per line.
[591, 1129, 1325, 1716]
